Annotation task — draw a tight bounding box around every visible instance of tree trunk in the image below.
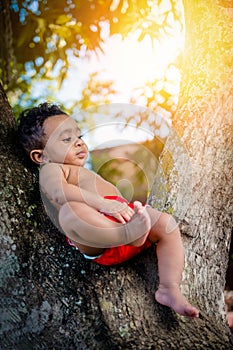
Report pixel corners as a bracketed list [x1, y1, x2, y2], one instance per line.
[1, 1, 233, 350]
[150, 0, 233, 339]
[174, 0, 233, 320]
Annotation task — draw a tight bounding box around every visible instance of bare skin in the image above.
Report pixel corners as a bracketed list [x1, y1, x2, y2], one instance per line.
[130, 204, 199, 317]
[133, 202, 198, 317]
[59, 200, 199, 318]
[30, 114, 199, 318]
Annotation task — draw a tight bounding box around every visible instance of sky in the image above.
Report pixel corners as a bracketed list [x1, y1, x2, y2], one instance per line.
[54, 23, 184, 149]
[56, 28, 183, 107]
[22, 1, 184, 150]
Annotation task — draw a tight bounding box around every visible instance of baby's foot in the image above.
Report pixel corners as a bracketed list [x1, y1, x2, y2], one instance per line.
[155, 284, 199, 318]
[125, 201, 151, 243]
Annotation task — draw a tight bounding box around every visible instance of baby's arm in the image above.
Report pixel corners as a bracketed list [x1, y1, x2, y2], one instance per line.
[40, 163, 134, 223]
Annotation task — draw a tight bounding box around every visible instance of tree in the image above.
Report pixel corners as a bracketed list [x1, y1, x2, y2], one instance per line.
[1, 0, 183, 112]
[0, 1, 233, 349]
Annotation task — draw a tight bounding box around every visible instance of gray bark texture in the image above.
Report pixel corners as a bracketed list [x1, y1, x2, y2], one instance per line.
[0, 0, 233, 349]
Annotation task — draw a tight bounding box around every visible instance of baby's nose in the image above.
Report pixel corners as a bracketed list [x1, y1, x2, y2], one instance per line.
[74, 137, 83, 146]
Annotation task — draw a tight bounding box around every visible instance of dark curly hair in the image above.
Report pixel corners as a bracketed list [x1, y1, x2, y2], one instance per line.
[18, 102, 67, 155]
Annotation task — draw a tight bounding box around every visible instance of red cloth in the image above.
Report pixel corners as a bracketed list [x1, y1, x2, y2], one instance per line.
[66, 195, 152, 266]
[93, 238, 151, 266]
[93, 195, 151, 265]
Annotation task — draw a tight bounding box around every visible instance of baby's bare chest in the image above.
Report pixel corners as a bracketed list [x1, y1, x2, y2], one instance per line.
[63, 165, 94, 186]
[63, 165, 116, 195]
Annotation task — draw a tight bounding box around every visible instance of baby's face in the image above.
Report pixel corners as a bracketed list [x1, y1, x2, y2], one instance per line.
[42, 114, 88, 166]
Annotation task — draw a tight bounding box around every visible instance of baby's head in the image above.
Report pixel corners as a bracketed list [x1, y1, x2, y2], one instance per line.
[18, 102, 67, 154]
[18, 102, 88, 166]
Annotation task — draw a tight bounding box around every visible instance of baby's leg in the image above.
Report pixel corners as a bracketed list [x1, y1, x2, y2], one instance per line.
[146, 207, 199, 318]
[59, 201, 151, 249]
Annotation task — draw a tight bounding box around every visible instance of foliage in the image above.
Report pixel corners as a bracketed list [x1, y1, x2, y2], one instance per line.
[91, 137, 164, 203]
[78, 72, 117, 110]
[130, 63, 181, 118]
[0, 0, 183, 108]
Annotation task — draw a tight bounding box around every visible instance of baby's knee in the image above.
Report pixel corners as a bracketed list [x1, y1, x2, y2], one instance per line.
[165, 213, 178, 234]
[158, 212, 179, 235]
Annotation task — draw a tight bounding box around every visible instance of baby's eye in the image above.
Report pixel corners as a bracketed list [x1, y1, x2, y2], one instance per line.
[78, 134, 83, 139]
[62, 137, 72, 143]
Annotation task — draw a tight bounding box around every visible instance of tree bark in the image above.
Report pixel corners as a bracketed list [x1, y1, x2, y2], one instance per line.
[150, 0, 233, 341]
[1, 1, 233, 350]
[175, 0, 233, 319]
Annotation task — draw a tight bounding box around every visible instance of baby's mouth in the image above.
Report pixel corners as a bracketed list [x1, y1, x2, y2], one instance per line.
[76, 150, 86, 158]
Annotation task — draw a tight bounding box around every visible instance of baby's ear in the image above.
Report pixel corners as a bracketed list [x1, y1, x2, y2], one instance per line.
[30, 149, 45, 165]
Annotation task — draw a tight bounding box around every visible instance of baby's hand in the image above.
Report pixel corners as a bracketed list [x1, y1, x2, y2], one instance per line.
[99, 199, 134, 223]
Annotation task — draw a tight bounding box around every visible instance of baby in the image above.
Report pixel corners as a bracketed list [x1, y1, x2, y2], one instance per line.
[18, 102, 199, 318]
